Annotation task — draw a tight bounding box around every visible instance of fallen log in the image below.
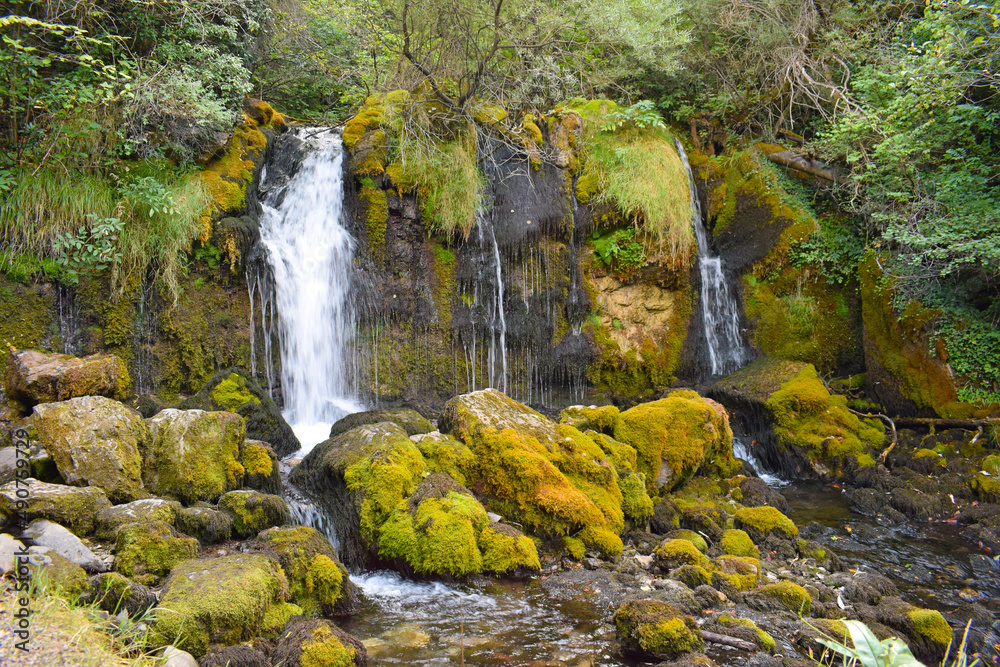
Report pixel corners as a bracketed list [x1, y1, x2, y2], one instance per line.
[699, 630, 758, 651]
[764, 150, 848, 184]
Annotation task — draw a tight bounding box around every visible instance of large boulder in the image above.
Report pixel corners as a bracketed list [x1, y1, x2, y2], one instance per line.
[179, 369, 299, 458]
[113, 520, 199, 585]
[613, 599, 703, 660]
[143, 409, 246, 503]
[22, 519, 103, 572]
[3, 349, 130, 408]
[32, 395, 150, 502]
[614, 390, 738, 493]
[437, 389, 646, 557]
[0, 478, 110, 535]
[290, 422, 541, 576]
[711, 357, 885, 478]
[218, 490, 291, 538]
[250, 525, 358, 615]
[240, 439, 281, 494]
[151, 553, 292, 658]
[329, 408, 434, 438]
[94, 498, 183, 540]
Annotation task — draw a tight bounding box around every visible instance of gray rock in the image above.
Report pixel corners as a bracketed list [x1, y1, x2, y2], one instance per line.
[23, 519, 103, 572]
[0, 533, 26, 575]
[159, 645, 199, 667]
[174, 506, 232, 544]
[94, 498, 182, 540]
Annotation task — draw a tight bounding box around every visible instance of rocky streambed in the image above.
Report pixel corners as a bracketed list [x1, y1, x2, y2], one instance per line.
[1, 349, 998, 666]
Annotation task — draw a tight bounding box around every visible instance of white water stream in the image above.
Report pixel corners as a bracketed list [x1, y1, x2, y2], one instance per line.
[676, 140, 749, 376]
[259, 129, 364, 453]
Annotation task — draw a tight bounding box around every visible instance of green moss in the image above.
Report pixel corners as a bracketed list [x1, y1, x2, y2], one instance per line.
[218, 490, 291, 538]
[670, 529, 708, 553]
[412, 433, 476, 486]
[362, 185, 389, 264]
[713, 555, 762, 591]
[672, 564, 711, 589]
[563, 536, 587, 559]
[613, 599, 704, 657]
[758, 581, 811, 614]
[765, 364, 885, 474]
[559, 405, 621, 434]
[29, 550, 90, 598]
[151, 553, 289, 658]
[654, 538, 710, 570]
[200, 124, 267, 218]
[254, 526, 349, 615]
[720, 529, 760, 558]
[113, 520, 198, 585]
[261, 601, 303, 635]
[970, 473, 1000, 502]
[715, 615, 775, 652]
[0, 277, 57, 366]
[982, 454, 1000, 476]
[907, 608, 952, 648]
[344, 436, 425, 543]
[479, 523, 542, 574]
[382, 491, 486, 576]
[211, 372, 260, 411]
[734, 506, 798, 540]
[300, 625, 358, 667]
[614, 393, 735, 494]
[619, 472, 654, 523]
[243, 440, 275, 476]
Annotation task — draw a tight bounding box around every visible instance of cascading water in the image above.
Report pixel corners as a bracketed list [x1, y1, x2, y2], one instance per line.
[258, 129, 364, 452]
[677, 139, 749, 376]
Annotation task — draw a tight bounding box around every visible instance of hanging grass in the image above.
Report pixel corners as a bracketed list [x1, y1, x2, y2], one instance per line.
[568, 99, 695, 266]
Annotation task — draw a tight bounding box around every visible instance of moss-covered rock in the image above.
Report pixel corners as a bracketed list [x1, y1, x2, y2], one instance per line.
[671, 564, 712, 589]
[92, 571, 159, 618]
[653, 538, 710, 570]
[410, 432, 476, 487]
[26, 546, 91, 597]
[151, 553, 290, 657]
[179, 369, 300, 458]
[860, 596, 954, 663]
[613, 599, 704, 659]
[0, 478, 110, 535]
[712, 555, 762, 592]
[144, 409, 246, 503]
[614, 392, 737, 494]
[218, 490, 291, 538]
[114, 520, 199, 585]
[733, 506, 798, 543]
[329, 409, 434, 438]
[667, 529, 708, 553]
[271, 617, 367, 667]
[748, 581, 811, 614]
[94, 498, 182, 540]
[251, 525, 354, 616]
[175, 506, 233, 544]
[3, 349, 130, 408]
[559, 405, 621, 434]
[720, 529, 760, 558]
[439, 389, 625, 557]
[709, 615, 776, 653]
[32, 395, 149, 503]
[241, 439, 281, 494]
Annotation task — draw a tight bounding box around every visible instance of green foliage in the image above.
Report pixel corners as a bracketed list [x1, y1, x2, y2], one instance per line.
[790, 216, 867, 286]
[194, 242, 222, 270]
[814, 619, 927, 667]
[54, 215, 124, 284]
[600, 101, 667, 132]
[933, 312, 1000, 405]
[591, 227, 647, 273]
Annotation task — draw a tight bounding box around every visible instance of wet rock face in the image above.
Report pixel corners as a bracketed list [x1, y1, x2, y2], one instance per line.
[3, 350, 130, 408]
[329, 408, 434, 438]
[32, 395, 150, 503]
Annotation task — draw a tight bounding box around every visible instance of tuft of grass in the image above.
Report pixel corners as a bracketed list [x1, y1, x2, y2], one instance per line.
[568, 99, 695, 266]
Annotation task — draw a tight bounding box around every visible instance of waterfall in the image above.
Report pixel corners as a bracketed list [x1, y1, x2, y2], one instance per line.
[258, 129, 364, 452]
[676, 140, 749, 376]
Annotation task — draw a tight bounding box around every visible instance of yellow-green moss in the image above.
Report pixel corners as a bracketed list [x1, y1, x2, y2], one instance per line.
[559, 405, 621, 434]
[715, 615, 775, 652]
[211, 372, 260, 411]
[907, 608, 952, 648]
[299, 624, 358, 667]
[613, 599, 704, 657]
[654, 538, 710, 569]
[734, 506, 798, 539]
[412, 434, 476, 486]
[614, 394, 735, 494]
[353, 129, 388, 176]
[619, 472, 654, 523]
[563, 535, 587, 559]
[589, 431, 638, 472]
[479, 524, 542, 573]
[243, 441, 275, 476]
[671, 529, 708, 553]
[362, 185, 389, 264]
[983, 454, 1000, 476]
[200, 124, 267, 219]
[672, 564, 712, 588]
[720, 529, 760, 558]
[218, 490, 290, 538]
[261, 601, 303, 635]
[758, 581, 811, 614]
[343, 104, 385, 151]
[765, 364, 885, 473]
[713, 555, 762, 591]
[113, 520, 198, 585]
[344, 438, 426, 543]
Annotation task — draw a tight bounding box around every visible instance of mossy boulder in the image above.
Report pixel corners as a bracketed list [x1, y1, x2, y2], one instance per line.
[251, 525, 356, 616]
[329, 409, 434, 438]
[614, 391, 737, 494]
[439, 389, 626, 557]
[218, 490, 291, 538]
[708, 615, 775, 653]
[748, 581, 811, 614]
[559, 405, 621, 434]
[151, 553, 290, 657]
[712, 555, 762, 592]
[613, 599, 704, 659]
[175, 506, 233, 544]
[179, 369, 300, 458]
[271, 617, 367, 667]
[653, 538, 710, 570]
[241, 439, 281, 494]
[733, 506, 798, 543]
[113, 520, 199, 585]
[860, 596, 954, 663]
[94, 498, 182, 540]
[32, 396, 150, 503]
[3, 349, 130, 408]
[666, 529, 708, 553]
[0, 478, 110, 535]
[144, 409, 246, 503]
[26, 546, 91, 597]
[410, 432, 476, 486]
[92, 572, 159, 618]
[720, 529, 760, 558]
